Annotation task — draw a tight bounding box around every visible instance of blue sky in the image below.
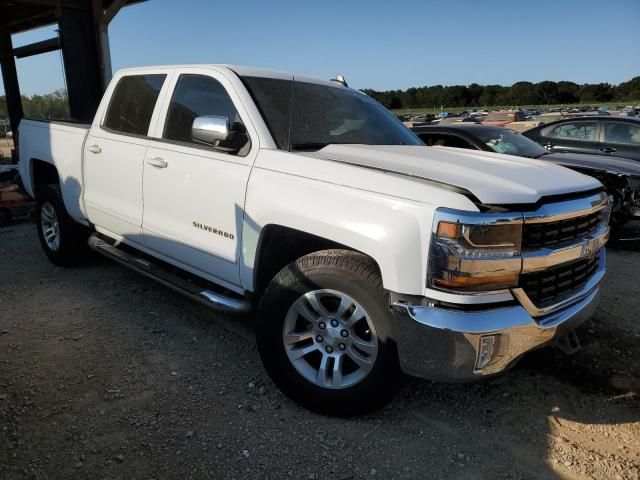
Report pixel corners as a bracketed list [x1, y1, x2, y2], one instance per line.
[3, 0, 639, 96]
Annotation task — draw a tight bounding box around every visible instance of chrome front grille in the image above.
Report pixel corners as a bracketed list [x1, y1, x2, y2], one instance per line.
[519, 252, 600, 307]
[522, 210, 603, 249]
[512, 190, 610, 317]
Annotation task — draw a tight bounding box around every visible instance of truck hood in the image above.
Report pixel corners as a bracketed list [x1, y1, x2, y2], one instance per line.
[303, 145, 602, 205]
[541, 152, 640, 177]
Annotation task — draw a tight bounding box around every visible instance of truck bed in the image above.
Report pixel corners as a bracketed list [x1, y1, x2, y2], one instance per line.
[18, 118, 90, 224]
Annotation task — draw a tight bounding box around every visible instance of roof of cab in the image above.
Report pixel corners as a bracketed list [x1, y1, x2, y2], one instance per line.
[114, 64, 348, 89]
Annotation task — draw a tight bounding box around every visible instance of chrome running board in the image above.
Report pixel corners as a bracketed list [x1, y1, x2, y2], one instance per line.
[88, 235, 251, 314]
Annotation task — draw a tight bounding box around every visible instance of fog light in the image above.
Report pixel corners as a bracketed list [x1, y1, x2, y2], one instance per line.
[476, 335, 496, 370]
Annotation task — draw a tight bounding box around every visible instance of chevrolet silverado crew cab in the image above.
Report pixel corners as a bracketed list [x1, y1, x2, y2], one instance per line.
[18, 65, 610, 416]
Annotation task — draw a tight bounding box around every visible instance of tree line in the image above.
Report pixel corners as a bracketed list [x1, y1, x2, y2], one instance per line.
[0, 89, 70, 123]
[2, 77, 640, 121]
[362, 76, 640, 110]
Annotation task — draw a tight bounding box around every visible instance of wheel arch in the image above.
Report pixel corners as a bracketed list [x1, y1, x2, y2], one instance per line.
[28, 158, 87, 226]
[30, 158, 60, 193]
[251, 224, 383, 296]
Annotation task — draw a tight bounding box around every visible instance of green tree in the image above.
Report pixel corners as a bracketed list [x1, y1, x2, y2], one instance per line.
[363, 77, 637, 110]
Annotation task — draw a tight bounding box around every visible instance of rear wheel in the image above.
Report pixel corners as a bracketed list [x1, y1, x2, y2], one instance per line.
[36, 185, 89, 266]
[257, 250, 402, 416]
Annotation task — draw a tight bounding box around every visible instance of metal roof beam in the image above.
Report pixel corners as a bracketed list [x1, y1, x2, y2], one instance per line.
[5, 0, 80, 7]
[13, 36, 60, 58]
[0, 4, 55, 26]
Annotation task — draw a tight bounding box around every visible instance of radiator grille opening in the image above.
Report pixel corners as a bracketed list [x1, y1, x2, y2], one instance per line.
[522, 211, 602, 249]
[519, 252, 600, 307]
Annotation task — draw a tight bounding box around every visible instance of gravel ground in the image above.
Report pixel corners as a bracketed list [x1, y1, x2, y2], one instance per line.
[1, 221, 639, 480]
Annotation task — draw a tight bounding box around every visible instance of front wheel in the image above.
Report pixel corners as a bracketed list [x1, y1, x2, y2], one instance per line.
[256, 250, 402, 416]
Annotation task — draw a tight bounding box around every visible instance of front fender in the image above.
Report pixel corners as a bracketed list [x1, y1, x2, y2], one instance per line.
[240, 167, 436, 295]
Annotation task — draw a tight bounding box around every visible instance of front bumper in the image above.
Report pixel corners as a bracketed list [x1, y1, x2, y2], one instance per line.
[391, 252, 604, 382]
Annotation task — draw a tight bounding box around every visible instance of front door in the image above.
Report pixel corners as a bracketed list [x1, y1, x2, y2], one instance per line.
[141, 71, 256, 289]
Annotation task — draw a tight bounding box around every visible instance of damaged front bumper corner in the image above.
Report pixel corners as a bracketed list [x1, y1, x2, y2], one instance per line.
[390, 284, 600, 382]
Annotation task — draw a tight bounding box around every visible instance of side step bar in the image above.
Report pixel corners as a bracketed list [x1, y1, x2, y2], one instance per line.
[88, 235, 252, 314]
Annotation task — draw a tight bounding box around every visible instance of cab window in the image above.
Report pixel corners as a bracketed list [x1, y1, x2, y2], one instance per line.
[163, 74, 246, 153]
[543, 122, 597, 142]
[103, 74, 166, 136]
[604, 122, 640, 145]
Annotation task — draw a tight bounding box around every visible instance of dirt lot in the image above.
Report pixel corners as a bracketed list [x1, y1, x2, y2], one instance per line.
[1, 221, 639, 480]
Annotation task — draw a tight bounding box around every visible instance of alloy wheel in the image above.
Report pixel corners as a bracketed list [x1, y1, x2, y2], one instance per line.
[40, 202, 61, 251]
[283, 289, 379, 389]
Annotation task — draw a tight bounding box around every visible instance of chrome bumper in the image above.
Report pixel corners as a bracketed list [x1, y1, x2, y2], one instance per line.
[391, 252, 605, 382]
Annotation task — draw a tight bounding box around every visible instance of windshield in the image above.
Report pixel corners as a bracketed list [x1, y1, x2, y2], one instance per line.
[485, 112, 515, 122]
[241, 76, 422, 150]
[475, 129, 547, 157]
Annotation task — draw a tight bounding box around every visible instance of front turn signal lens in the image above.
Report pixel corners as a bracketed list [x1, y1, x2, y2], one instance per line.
[433, 273, 520, 290]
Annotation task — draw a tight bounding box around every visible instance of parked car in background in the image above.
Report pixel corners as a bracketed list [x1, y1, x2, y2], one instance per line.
[523, 116, 640, 162]
[437, 113, 480, 125]
[482, 110, 527, 127]
[617, 107, 638, 117]
[506, 119, 544, 133]
[412, 124, 640, 229]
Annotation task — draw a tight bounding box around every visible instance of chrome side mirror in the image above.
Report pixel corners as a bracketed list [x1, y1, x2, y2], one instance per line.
[192, 115, 230, 146]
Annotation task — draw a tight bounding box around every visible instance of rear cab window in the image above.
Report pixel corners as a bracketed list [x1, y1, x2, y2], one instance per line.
[103, 74, 167, 136]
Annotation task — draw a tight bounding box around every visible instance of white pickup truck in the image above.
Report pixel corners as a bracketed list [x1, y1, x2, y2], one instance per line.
[18, 65, 610, 416]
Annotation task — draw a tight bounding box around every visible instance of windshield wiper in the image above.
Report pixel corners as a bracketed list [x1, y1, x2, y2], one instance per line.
[290, 142, 331, 151]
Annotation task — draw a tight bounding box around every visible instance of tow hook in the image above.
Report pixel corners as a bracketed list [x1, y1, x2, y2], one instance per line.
[554, 329, 582, 355]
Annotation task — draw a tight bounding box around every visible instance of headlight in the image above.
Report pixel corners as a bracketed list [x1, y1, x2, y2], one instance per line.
[428, 209, 523, 292]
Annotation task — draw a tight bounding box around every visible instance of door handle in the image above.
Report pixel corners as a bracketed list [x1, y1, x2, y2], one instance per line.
[146, 157, 168, 168]
[600, 147, 616, 153]
[87, 145, 101, 154]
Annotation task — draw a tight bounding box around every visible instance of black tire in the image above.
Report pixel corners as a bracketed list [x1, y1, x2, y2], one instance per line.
[0, 209, 10, 228]
[256, 249, 402, 416]
[36, 184, 89, 266]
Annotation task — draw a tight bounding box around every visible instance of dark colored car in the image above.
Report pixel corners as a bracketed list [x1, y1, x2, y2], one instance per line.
[522, 116, 640, 162]
[411, 124, 640, 229]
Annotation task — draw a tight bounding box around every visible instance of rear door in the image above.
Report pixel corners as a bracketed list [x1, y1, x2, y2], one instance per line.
[538, 119, 600, 155]
[83, 71, 169, 242]
[600, 120, 640, 161]
[141, 68, 258, 289]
